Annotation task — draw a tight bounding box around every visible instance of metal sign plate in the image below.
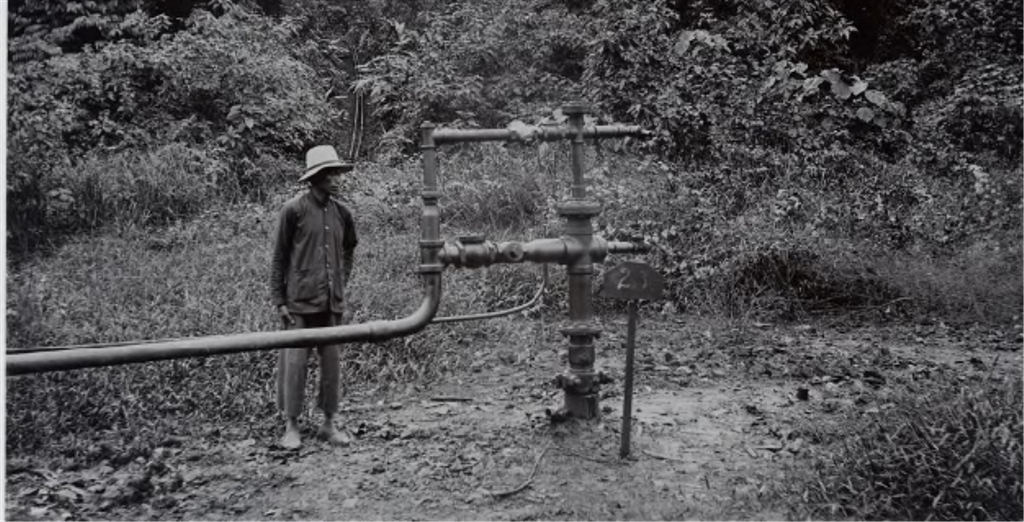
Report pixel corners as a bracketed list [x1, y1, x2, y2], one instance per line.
[602, 262, 664, 301]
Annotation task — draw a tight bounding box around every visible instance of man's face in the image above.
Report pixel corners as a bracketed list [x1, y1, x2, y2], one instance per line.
[310, 169, 343, 195]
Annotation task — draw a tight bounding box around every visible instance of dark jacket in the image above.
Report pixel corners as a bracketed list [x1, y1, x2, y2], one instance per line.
[271, 191, 357, 314]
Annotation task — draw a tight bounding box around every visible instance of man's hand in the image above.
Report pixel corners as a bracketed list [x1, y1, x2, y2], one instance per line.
[278, 305, 295, 328]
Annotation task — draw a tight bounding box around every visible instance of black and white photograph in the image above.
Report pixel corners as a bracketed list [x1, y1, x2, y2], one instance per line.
[4, 0, 1023, 520]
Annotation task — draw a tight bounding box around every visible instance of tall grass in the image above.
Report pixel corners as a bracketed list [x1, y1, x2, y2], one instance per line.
[6, 142, 298, 262]
[876, 242, 1024, 324]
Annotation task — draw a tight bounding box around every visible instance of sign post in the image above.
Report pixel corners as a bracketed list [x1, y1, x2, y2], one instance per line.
[601, 262, 664, 459]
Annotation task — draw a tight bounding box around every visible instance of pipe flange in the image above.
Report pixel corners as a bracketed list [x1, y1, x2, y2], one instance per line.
[556, 200, 602, 218]
[559, 323, 603, 338]
[417, 263, 445, 274]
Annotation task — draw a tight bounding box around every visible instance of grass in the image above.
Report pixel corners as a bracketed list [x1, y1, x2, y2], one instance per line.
[876, 243, 1024, 325]
[778, 373, 1024, 520]
[6, 143, 1022, 520]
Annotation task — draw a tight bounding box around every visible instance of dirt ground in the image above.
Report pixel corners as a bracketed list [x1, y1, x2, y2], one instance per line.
[6, 316, 1022, 521]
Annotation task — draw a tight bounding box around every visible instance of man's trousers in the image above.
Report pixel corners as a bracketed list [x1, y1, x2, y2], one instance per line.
[277, 311, 343, 418]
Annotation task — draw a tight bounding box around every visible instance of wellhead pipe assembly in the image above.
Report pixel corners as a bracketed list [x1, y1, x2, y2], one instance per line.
[7, 102, 653, 420]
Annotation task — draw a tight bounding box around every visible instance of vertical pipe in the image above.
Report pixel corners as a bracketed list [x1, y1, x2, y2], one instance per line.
[420, 122, 443, 272]
[566, 102, 587, 199]
[558, 102, 602, 419]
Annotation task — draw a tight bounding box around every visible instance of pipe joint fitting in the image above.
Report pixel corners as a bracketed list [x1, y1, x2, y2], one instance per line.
[438, 237, 529, 269]
[519, 237, 585, 265]
[554, 371, 600, 395]
[417, 263, 445, 274]
[559, 322, 602, 338]
[556, 199, 603, 219]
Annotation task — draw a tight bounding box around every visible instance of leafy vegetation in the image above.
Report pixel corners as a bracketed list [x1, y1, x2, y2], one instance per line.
[7, 1, 339, 255]
[8, 0, 1022, 320]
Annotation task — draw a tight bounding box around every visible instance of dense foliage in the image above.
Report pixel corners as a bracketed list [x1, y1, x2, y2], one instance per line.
[7, 0, 340, 254]
[384, 1, 993, 322]
[9, 0, 1022, 318]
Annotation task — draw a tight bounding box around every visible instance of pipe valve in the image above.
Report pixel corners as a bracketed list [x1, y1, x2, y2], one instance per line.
[441, 237, 527, 268]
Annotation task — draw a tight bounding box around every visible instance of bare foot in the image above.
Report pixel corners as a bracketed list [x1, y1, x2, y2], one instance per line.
[317, 425, 351, 447]
[280, 428, 302, 450]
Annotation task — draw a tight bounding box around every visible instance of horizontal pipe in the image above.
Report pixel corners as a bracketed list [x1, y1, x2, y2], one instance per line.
[438, 237, 647, 269]
[6, 336, 198, 354]
[439, 237, 586, 268]
[433, 128, 515, 144]
[432, 125, 651, 145]
[521, 237, 585, 264]
[607, 241, 650, 255]
[6, 275, 442, 376]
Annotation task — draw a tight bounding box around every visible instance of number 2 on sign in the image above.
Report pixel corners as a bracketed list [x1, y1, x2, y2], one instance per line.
[615, 267, 648, 291]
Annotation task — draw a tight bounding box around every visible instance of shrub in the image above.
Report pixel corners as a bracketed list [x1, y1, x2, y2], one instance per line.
[148, 7, 339, 156]
[355, 0, 585, 151]
[6, 3, 341, 257]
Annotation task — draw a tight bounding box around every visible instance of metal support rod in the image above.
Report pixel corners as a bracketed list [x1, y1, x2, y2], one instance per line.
[619, 300, 638, 458]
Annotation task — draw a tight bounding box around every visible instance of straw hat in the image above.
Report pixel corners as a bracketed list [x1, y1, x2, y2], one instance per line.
[300, 145, 353, 182]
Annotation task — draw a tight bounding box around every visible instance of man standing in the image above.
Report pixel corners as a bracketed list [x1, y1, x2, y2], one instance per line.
[271, 145, 358, 449]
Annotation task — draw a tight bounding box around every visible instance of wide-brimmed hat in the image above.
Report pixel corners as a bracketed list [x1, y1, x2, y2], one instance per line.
[300, 145, 354, 182]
